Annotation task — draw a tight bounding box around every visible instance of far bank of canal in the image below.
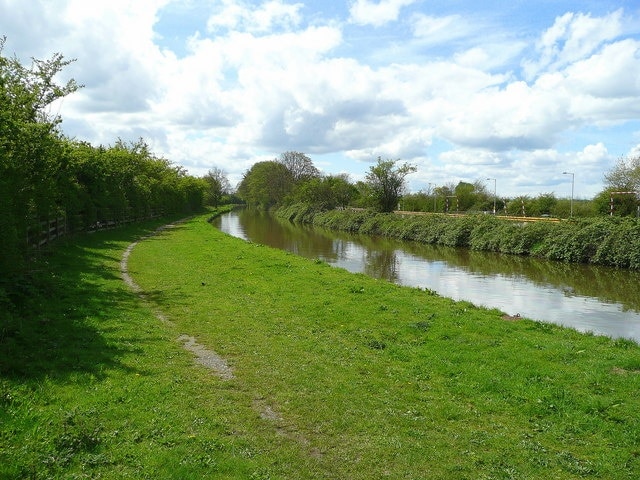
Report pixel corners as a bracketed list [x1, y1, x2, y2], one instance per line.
[213, 209, 640, 342]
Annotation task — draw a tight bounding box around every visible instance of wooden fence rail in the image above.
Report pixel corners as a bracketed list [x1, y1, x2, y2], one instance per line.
[27, 217, 67, 248]
[27, 210, 165, 248]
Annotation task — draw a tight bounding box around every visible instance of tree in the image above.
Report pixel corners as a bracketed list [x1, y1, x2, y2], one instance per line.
[237, 161, 294, 208]
[203, 167, 231, 207]
[0, 37, 80, 274]
[598, 155, 640, 216]
[532, 193, 557, 216]
[364, 157, 416, 212]
[506, 195, 530, 216]
[294, 174, 357, 209]
[454, 182, 478, 211]
[605, 155, 640, 192]
[277, 151, 320, 183]
[431, 184, 455, 213]
[330, 174, 358, 208]
[401, 191, 430, 212]
[61, 139, 206, 227]
[0, 38, 210, 281]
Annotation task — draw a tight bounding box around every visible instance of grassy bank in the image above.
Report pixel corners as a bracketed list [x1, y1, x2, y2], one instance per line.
[276, 203, 640, 269]
[1, 212, 272, 479]
[2, 211, 640, 478]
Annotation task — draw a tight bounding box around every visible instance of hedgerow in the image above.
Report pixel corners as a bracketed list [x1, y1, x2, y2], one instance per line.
[276, 203, 640, 269]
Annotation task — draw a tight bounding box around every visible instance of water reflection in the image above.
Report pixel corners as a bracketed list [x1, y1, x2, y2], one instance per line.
[213, 209, 640, 341]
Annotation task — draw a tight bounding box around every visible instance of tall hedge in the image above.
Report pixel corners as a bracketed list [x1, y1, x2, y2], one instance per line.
[0, 41, 206, 278]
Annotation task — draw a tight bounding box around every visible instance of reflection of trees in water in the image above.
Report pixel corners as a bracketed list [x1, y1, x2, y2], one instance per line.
[237, 209, 337, 259]
[364, 248, 399, 282]
[226, 209, 640, 314]
[324, 222, 640, 313]
[400, 241, 640, 313]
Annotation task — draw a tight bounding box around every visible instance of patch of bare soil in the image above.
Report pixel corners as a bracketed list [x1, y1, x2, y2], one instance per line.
[178, 335, 234, 380]
[121, 221, 322, 458]
[120, 223, 233, 380]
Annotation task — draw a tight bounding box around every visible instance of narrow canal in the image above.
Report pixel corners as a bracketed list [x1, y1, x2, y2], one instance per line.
[213, 209, 640, 342]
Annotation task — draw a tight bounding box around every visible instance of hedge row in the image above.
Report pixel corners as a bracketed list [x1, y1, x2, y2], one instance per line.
[276, 203, 640, 269]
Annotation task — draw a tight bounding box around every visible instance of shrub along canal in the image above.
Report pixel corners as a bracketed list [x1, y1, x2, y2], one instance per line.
[214, 209, 640, 342]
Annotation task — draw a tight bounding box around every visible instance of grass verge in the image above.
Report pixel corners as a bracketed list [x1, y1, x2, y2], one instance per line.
[2, 210, 640, 479]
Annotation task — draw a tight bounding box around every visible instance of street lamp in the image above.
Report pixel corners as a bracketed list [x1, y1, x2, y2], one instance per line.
[429, 182, 436, 212]
[486, 178, 496, 214]
[562, 171, 574, 217]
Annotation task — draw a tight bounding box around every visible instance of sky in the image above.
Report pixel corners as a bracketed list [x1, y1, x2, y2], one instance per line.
[2, 0, 640, 198]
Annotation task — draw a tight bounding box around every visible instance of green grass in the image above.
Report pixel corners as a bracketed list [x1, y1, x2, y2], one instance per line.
[2, 210, 640, 478]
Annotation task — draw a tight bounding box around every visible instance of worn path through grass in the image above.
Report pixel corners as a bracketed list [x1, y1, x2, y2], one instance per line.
[126, 212, 640, 479]
[2, 210, 640, 479]
[1, 214, 298, 479]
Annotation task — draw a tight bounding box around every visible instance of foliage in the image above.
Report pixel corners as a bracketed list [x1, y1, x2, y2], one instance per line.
[0, 42, 207, 279]
[593, 155, 640, 217]
[503, 194, 592, 219]
[237, 160, 293, 208]
[402, 191, 433, 212]
[0, 37, 80, 275]
[202, 167, 231, 207]
[537, 219, 612, 263]
[534, 192, 558, 215]
[591, 220, 640, 268]
[593, 188, 640, 217]
[291, 174, 358, 210]
[455, 181, 490, 212]
[277, 205, 640, 269]
[605, 155, 640, 192]
[362, 157, 416, 212]
[277, 151, 320, 183]
[237, 153, 352, 210]
[403, 182, 499, 214]
[62, 139, 205, 229]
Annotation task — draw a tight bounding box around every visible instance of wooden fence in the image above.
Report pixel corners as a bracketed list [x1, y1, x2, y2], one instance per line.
[27, 217, 67, 248]
[27, 210, 164, 248]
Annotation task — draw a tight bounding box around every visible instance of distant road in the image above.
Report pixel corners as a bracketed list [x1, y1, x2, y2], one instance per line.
[393, 210, 562, 222]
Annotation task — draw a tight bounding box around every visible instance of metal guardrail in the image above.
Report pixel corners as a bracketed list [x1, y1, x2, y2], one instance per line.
[393, 210, 562, 222]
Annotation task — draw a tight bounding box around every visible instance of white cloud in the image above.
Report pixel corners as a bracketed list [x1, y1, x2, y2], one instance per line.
[349, 0, 416, 27]
[565, 39, 640, 99]
[433, 143, 611, 198]
[453, 42, 527, 71]
[628, 144, 640, 158]
[207, 0, 303, 33]
[411, 13, 471, 44]
[523, 9, 624, 79]
[437, 80, 570, 151]
[2, 0, 639, 199]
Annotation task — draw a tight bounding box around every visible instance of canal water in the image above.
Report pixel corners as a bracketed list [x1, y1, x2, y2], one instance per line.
[213, 209, 640, 342]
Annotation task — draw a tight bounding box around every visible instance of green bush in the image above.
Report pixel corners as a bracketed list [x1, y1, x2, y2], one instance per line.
[537, 219, 611, 263]
[592, 220, 640, 268]
[276, 204, 640, 270]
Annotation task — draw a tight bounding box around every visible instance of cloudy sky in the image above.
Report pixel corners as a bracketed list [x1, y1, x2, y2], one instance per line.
[2, 0, 640, 198]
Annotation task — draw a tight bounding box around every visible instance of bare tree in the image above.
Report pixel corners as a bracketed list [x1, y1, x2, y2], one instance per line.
[605, 155, 640, 192]
[277, 151, 320, 183]
[203, 167, 231, 206]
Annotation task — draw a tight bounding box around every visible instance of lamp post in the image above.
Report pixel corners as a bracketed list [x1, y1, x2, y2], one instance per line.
[429, 182, 436, 212]
[562, 171, 574, 217]
[486, 178, 496, 214]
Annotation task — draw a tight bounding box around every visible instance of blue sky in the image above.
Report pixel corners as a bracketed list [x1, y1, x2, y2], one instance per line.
[2, 0, 640, 198]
